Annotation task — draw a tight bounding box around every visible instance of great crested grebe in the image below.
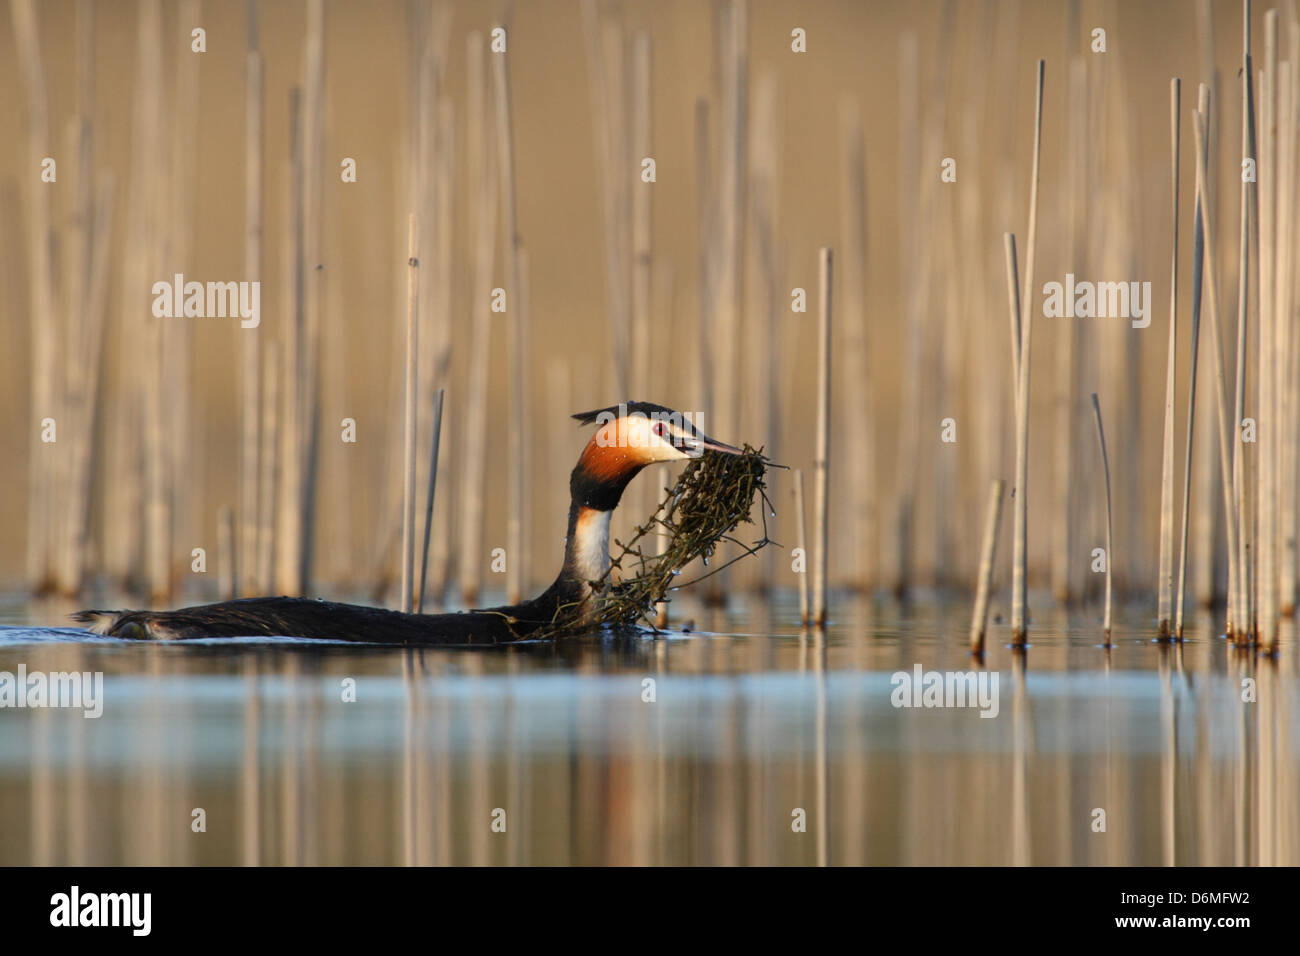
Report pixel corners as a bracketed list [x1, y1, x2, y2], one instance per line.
[74, 402, 742, 645]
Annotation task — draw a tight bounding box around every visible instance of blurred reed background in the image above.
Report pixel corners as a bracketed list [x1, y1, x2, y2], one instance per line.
[2, 0, 1298, 635]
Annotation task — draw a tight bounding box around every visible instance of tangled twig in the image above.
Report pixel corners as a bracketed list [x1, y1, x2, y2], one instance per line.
[533, 447, 772, 639]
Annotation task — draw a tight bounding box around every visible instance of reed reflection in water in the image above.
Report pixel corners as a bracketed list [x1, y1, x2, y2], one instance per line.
[0, 595, 1296, 865]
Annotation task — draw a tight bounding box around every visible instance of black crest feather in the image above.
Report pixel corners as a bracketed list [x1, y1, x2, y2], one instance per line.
[571, 400, 677, 426]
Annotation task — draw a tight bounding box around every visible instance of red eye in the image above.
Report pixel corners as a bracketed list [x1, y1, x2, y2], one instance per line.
[654, 422, 668, 438]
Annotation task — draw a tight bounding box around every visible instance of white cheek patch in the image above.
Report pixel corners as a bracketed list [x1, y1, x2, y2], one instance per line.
[572, 507, 612, 583]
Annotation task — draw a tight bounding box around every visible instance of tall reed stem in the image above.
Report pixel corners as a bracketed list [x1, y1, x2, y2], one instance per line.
[970, 479, 1005, 655]
[812, 248, 833, 626]
[1091, 394, 1114, 644]
[241, 0, 264, 597]
[493, 23, 526, 605]
[795, 469, 810, 625]
[1192, 101, 1244, 645]
[1011, 61, 1044, 646]
[9, 0, 55, 593]
[1177, 86, 1211, 640]
[401, 214, 419, 613]
[1257, 11, 1280, 649]
[417, 388, 445, 615]
[458, 34, 495, 605]
[1157, 78, 1181, 639]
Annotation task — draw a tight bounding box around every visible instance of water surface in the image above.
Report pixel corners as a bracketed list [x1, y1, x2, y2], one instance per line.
[1, 591, 1295, 865]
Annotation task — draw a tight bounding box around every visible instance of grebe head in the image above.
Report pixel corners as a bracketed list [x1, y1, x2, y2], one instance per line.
[554, 401, 742, 599]
[574, 400, 741, 461]
[568, 401, 741, 512]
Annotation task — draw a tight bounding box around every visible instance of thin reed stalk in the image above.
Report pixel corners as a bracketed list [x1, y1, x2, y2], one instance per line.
[750, 72, 784, 592]
[1006, 229, 1027, 641]
[1257, 11, 1280, 650]
[492, 35, 526, 605]
[694, 97, 716, 424]
[812, 248, 833, 626]
[1011, 61, 1044, 646]
[1158, 78, 1181, 639]
[401, 214, 420, 614]
[297, 0, 326, 595]
[138, 0, 169, 604]
[1281, 9, 1300, 621]
[838, 101, 873, 591]
[654, 464, 671, 628]
[1004, 235, 1021, 402]
[1273, 63, 1292, 633]
[1231, 22, 1258, 642]
[258, 341, 281, 592]
[457, 34, 495, 606]
[1101, 37, 1143, 598]
[1192, 100, 1245, 645]
[970, 479, 1005, 655]
[1052, 54, 1087, 604]
[428, 95, 457, 602]
[417, 388, 445, 615]
[9, 0, 56, 593]
[1192, 0, 1223, 611]
[1276, 20, 1299, 619]
[894, 32, 920, 597]
[1020, 59, 1045, 367]
[1091, 394, 1114, 644]
[241, 0, 264, 596]
[1177, 86, 1212, 640]
[275, 90, 305, 595]
[795, 468, 810, 625]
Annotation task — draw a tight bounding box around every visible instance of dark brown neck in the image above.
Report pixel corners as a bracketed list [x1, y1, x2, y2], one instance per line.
[570, 438, 647, 511]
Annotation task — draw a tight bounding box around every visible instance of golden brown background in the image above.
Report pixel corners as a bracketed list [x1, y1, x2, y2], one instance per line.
[0, 0, 1263, 607]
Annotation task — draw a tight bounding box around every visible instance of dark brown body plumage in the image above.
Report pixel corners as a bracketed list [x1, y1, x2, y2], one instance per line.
[73, 590, 573, 645]
[73, 515, 591, 645]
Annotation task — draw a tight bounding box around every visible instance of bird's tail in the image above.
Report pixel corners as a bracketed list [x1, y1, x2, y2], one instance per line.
[70, 610, 162, 640]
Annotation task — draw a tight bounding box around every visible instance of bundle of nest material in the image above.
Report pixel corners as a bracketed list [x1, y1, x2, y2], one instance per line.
[536, 447, 772, 640]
